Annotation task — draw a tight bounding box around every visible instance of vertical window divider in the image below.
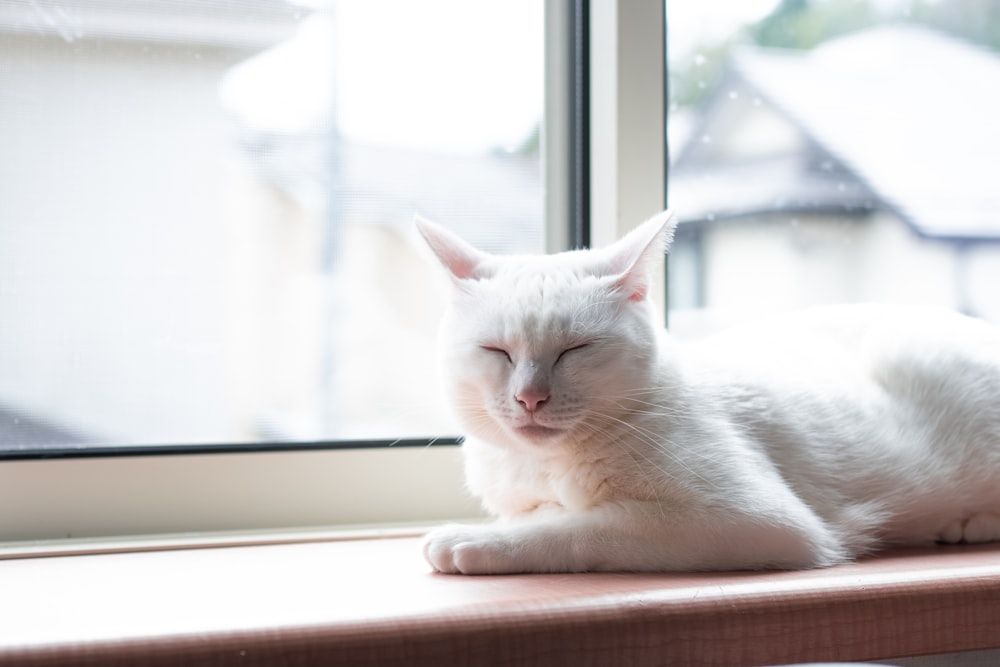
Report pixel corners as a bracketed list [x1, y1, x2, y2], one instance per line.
[587, 0, 667, 312]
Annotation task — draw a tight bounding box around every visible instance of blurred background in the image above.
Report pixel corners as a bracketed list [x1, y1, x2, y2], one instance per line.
[666, 0, 1000, 336]
[1, 0, 998, 449]
[0, 0, 543, 448]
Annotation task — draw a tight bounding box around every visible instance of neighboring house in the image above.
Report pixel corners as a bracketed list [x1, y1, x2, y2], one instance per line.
[669, 26, 1000, 327]
[222, 9, 544, 440]
[0, 1, 301, 445]
[0, 1, 543, 446]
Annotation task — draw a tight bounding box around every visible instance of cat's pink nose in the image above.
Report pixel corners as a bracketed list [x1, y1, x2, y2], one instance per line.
[515, 387, 550, 413]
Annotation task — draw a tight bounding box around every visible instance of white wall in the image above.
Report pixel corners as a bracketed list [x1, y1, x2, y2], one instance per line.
[0, 35, 251, 443]
[694, 211, 1000, 327]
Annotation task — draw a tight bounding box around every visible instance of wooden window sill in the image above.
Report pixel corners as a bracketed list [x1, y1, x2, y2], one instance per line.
[2, 535, 1000, 666]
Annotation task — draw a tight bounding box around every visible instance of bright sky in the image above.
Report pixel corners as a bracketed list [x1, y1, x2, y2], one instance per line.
[331, 0, 542, 155]
[223, 1, 779, 155]
[667, 0, 781, 57]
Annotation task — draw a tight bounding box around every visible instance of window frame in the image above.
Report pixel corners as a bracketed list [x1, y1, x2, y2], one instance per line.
[0, 0, 667, 552]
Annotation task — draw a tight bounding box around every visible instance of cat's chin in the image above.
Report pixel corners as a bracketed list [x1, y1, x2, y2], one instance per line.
[513, 424, 565, 443]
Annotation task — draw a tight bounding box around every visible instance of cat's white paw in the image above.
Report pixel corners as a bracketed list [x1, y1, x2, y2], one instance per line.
[963, 513, 1000, 543]
[422, 523, 523, 575]
[937, 513, 1000, 544]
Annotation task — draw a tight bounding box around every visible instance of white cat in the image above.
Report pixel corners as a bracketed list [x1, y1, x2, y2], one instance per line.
[416, 210, 1000, 574]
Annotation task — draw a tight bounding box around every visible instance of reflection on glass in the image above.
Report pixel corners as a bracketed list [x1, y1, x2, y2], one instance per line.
[667, 0, 1000, 339]
[0, 0, 543, 449]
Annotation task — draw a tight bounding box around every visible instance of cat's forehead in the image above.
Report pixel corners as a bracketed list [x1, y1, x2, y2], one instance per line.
[491, 255, 601, 299]
[470, 257, 612, 342]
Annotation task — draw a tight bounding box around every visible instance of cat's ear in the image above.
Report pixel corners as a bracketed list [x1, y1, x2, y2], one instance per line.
[415, 215, 494, 282]
[604, 209, 677, 302]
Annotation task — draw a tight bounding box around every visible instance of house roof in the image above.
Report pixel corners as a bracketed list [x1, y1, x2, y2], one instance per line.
[338, 141, 544, 255]
[0, 0, 299, 50]
[729, 25, 1000, 242]
[669, 153, 877, 224]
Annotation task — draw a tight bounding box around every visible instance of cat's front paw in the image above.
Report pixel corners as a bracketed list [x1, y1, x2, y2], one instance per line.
[422, 523, 522, 575]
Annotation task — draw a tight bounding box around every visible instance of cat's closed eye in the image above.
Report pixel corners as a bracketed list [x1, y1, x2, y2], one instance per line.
[481, 346, 512, 363]
[556, 343, 590, 365]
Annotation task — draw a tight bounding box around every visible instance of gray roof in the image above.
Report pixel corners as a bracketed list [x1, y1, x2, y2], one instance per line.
[0, 0, 299, 50]
[731, 25, 1000, 241]
[338, 141, 544, 255]
[670, 153, 877, 224]
[0, 402, 94, 449]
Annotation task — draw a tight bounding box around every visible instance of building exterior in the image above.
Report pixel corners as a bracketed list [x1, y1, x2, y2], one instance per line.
[0, 1, 543, 446]
[669, 26, 1000, 332]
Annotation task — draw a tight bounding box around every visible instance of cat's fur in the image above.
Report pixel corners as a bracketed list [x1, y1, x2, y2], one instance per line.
[416, 210, 1000, 574]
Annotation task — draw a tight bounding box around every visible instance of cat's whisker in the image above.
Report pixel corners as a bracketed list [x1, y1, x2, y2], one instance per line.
[582, 408, 724, 490]
[573, 421, 673, 521]
[608, 397, 689, 418]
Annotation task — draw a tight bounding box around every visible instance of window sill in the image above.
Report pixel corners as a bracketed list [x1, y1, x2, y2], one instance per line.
[3, 535, 1000, 666]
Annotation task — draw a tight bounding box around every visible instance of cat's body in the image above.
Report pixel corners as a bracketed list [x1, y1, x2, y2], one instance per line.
[417, 211, 1000, 573]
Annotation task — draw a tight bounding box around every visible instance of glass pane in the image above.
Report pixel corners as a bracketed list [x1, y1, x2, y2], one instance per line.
[0, 0, 544, 449]
[666, 0, 1000, 338]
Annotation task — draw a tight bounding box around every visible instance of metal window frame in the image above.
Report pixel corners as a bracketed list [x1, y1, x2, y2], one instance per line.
[0, 0, 668, 549]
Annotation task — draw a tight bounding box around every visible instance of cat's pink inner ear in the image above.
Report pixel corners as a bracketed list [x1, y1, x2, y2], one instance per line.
[415, 216, 489, 281]
[615, 270, 651, 302]
[608, 210, 676, 302]
[432, 247, 480, 281]
[622, 277, 649, 302]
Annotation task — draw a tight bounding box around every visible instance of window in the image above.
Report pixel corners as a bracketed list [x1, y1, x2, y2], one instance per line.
[1, 0, 542, 450]
[0, 0, 667, 547]
[14, 0, 998, 551]
[666, 0, 1000, 338]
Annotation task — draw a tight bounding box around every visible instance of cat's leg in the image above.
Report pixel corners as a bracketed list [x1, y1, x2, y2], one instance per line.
[423, 500, 846, 574]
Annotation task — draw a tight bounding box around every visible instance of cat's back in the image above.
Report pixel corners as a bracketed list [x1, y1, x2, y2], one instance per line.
[676, 303, 1000, 467]
[672, 304, 1000, 544]
[680, 303, 1000, 383]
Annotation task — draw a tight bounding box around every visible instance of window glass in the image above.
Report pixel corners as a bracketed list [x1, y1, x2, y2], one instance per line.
[666, 0, 1000, 338]
[0, 0, 544, 450]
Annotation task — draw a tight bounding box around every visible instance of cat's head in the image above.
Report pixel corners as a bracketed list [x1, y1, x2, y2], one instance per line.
[417, 210, 676, 450]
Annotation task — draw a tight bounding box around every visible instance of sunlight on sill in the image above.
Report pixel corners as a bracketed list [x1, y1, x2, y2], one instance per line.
[0, 521, 453, 560]
[2, 537, 1000, 666]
